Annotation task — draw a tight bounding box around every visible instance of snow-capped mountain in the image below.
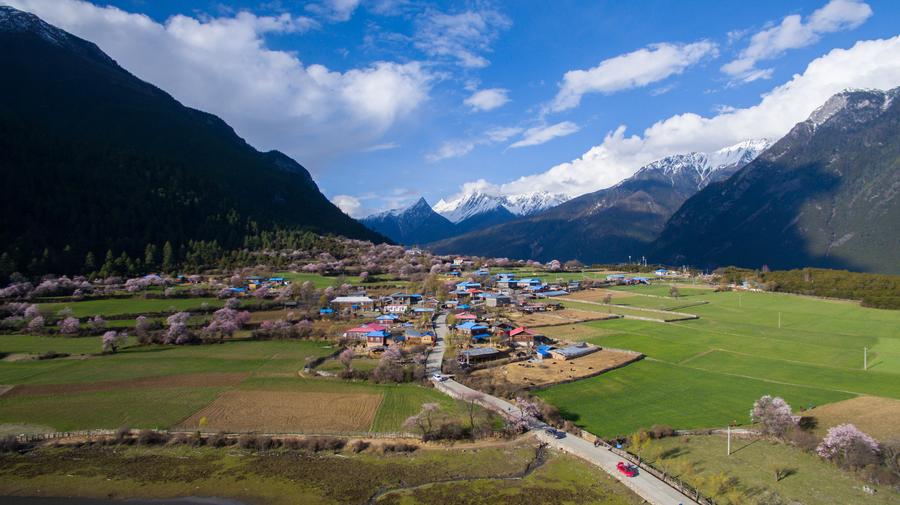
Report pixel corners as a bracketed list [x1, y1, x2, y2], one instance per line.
[360, 198, 457, 245]
[431, 138, 770, 263]
[632, 139, 770, 191]
[434, 190, 569, 223]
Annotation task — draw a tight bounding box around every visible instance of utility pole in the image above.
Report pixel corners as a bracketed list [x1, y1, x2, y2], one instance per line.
[739, 293, 742, 308]
[727, 424, 731, 456]
[864, 347, 868, 371]
[778, 311, 782, 329]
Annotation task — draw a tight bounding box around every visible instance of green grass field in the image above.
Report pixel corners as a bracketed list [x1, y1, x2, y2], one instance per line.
[647, 435, 898, 505]
[39, 297, 223, 318]
[537, 286, 900, 437]
[274, 271, 410, 289]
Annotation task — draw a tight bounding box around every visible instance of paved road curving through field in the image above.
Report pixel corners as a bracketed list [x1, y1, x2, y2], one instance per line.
[431, 312, 693, 505]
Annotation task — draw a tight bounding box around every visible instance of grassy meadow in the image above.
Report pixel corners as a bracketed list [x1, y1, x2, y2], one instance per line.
[0, 442, 642, 505]
[645, 434, 899, 504]
[537, 285, 900, 437]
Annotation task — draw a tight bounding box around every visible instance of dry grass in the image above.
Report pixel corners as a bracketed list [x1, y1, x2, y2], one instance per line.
[508, 308, 616, 327]
[4, 372, 249, 398]
[177, 390, 383, 433]
[560, 288, 634, 302]
[805, 395, 900, 440]
[472, 349, 639, 388]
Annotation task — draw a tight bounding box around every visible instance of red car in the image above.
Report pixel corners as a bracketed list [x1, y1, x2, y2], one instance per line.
[616, 461, 637, 477]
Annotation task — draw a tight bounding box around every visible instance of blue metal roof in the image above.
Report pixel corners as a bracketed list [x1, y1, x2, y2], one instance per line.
[366, 330, 390, 337]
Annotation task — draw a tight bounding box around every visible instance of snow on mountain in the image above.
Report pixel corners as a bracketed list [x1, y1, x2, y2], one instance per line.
[632, 139, 770, 190]
[434, 191, 569, 223]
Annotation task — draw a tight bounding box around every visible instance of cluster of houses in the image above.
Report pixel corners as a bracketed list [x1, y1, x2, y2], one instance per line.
[341, 313, 436, 351]
[223, 276, 291, 296]
[605, 274, 651, 285]
[451, 272, 579, 308]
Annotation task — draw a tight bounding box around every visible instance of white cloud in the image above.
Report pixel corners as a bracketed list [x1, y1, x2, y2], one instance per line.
[425, 139, 478, 163]
[464, 88, 510, 111]
[306, 0, 361, 22]
[722, 0, 872, 82]
[485, 126, 523, 142]
[5, 0, 431, 165]
[363, 141, 400, 152]
[331, 194, 363, 217]
[492, 35, 900, 198]
[509, 121, 580, 148]
[550, 40, 718, 112]
[425, 125, 523, 162]
[414, 8, 511, 68]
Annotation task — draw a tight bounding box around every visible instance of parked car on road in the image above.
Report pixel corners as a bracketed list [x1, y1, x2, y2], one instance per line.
[431, 373, 448, 382]
[544, 427, 566, 439]
[616, 461, 637, 477]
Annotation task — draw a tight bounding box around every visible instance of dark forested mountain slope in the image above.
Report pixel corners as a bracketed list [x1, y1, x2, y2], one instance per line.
[360, 198, 458, 245]
[428, 140, 767, 263]
[0, 6, 384, 276]
[652, 88, 900, 274]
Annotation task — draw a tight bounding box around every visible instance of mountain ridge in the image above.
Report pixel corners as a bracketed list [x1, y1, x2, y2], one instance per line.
[0, 6, 385, 276]
[651, 87, 900, 274]
[427, 139, 769, 262]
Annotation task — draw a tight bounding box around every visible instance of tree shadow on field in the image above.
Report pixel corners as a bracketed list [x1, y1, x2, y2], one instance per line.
[556, 406, 580, 423]
[729, 438, 760, 455]
[659, 446, 690, 459]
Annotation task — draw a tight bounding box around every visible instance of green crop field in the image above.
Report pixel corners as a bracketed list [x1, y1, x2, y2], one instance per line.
[538, 286, 900, 437]
[0, 335, 464, 434]
[38, 297, 223, 318]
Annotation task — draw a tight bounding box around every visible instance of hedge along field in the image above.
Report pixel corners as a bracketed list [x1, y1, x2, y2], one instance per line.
[537, 286, 900, 436]
[38, 296, 223, 318]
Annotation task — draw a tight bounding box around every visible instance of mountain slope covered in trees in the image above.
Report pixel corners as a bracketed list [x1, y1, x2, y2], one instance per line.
[652, 88, 900, 274]
[0, 6, 384, 278]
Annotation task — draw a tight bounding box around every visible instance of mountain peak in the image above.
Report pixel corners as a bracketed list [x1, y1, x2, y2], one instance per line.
[1, 6, 70, 45]
[434, 190, 568, 223]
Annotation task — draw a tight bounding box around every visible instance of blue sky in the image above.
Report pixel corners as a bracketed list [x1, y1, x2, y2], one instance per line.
[7, 0, 900, 216]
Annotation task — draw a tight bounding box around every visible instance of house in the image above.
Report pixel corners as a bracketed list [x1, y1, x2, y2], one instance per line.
[330, 296, 375, 312]
[474, 268, 490, 276]
[456, 321, 490, 337]
[384, 304, 410, 314]
[345, 323, 388, 340]
[319, 308, 335, 316]
[268, 277, 288, 286]
[535, 344, 554, 359]
[567, 281, 581, 291]
[515, 278, 543, 289]
[375, 314, 400, 324]
[455, 281, 482, 292]
[549, 343, 599, 360]
[455, 312, 478, 322]
[389, 293, 423, 306]
[483, 293, 512, 307]
[606, 274, 626, 282]
[654, 268, 669, 277]
[448, 271, 462, 277]
[366, 330, 391, 347]
[508, 326, 545, 347]
[412, 307, 435, 316]
[405, 330, 435, 345]
[539, 290, 569, 297]
[457, 346, 502, 365]
[452, 257, 465, 266]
